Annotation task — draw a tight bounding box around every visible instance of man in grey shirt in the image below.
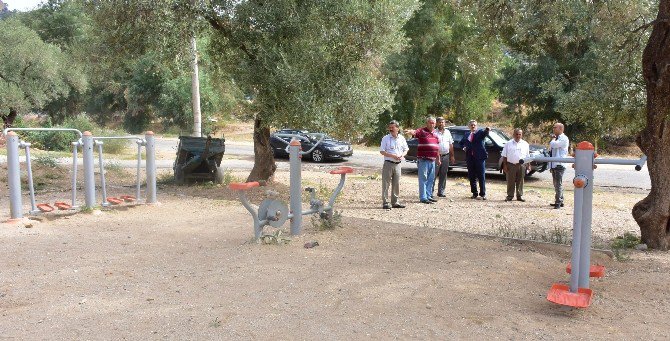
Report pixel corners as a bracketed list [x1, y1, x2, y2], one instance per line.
[379, 120, 409, 210]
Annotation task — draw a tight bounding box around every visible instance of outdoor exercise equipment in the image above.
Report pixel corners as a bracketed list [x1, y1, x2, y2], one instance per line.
[4, 129, 158, 221]
[521, 142, 647, 308]
[229, 134, 353, 239]
[93, 136, 147, 206]
[4, 128, 83, 220]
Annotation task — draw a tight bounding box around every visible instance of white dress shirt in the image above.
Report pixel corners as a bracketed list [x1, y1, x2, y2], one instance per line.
[549, 133, 569, 168]
[501, 139, 530, 164]
[434, 129, 454, 155]
[380, 134, 409, 162]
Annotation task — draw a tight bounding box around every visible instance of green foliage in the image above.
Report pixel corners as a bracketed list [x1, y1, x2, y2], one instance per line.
[484, 0, 654, 142]
[260, 229, 291, 245]
[382, 0, 500, 141]
[0, 18, 86, 117]
[311, 210, 343, 230]
[206, 0, 420, 141]
[34, 154, 59, 168]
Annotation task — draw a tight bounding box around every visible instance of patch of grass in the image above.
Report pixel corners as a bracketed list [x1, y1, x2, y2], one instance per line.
[103, 160, 124, 174]
[216, 168, 243, 185]
[34, 154, 59, 168]
[492, 225, 572, 245]
[260, 229, 291, 245]
[610, 232, 641, 261]
[366, 172, 381, 180]
[157, 171, 174, 185]
[311, 210, 343, 230]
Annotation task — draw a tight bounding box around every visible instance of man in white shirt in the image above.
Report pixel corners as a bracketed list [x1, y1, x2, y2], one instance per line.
[379, 120, 409, 210]
[501, 128, 530, 202]
[549, 123, 570, 209]
[432, 117, 455, 197]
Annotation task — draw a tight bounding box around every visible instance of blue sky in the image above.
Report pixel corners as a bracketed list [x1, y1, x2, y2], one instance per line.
[5, 0, 44, 11]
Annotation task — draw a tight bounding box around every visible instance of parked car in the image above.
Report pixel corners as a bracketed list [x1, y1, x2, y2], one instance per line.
[270, 129, 353, 162]
[405, 126, 549, 176]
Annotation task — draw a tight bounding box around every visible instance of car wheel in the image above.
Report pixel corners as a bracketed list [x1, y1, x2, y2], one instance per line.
[311, 149, 325, 163]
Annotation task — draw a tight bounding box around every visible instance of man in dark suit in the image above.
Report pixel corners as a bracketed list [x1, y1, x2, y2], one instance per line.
[460, 120, 490, 200]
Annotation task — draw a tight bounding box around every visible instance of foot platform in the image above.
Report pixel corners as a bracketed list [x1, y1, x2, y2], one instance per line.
[54, 202, 72, 210]
[120, 195, 136, 202]
[329, 166, 354, 174]
[36, 203, 55, 212]
[547, 283, 593, 308]
[106, 197, 124, 205]
[566, 263, 606, 278]
[229, 182, 261, 191]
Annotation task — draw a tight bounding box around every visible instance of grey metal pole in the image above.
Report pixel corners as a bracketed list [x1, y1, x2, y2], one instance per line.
[21, 142, 37, 214]
[71, 142, 79, 208]
[6, 132, 23, 220]
[575, 143, 596, 289]
[82, 131, 96, 208]
[96, 141, 109, 207]
[289, 138, 302, 235]
[145, 131, 157, 204]
[569, 176, 587, 293]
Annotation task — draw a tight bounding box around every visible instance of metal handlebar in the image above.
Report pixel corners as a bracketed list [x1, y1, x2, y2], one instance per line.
[274, 133, 326, 155]
[520, 155, 647, 171]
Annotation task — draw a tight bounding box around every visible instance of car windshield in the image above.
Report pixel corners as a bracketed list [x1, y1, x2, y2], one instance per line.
[489, 129, 511, 145]
[306, 133, 328, 141]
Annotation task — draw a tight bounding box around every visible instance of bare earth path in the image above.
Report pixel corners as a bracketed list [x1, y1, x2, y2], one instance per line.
[1, 184, 669, 339]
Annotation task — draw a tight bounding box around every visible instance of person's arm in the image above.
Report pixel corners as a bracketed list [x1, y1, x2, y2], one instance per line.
[550, 134, 569, 149]
[501, 143, 508, 173]
[449, 142, 455, 163]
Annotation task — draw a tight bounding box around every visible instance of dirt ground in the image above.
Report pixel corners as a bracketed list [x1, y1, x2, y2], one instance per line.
[1, 165, 669, 340]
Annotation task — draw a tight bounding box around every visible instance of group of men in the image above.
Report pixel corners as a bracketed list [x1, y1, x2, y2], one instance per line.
[379, 118, 570, 210]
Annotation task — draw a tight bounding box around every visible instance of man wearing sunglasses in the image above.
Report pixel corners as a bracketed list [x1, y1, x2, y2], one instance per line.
[501, 128, 530, 202]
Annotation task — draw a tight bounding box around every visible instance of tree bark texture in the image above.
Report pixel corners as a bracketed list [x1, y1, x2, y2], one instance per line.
[2, 108, 17, 130]
[246, 116, 277, 182]
[633, 0, 670, 250]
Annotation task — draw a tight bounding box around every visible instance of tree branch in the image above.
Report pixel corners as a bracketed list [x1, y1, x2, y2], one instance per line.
[633, 17, 670, 33]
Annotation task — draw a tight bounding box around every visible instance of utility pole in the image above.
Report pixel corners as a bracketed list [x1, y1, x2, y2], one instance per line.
[190, 0, 202, 137]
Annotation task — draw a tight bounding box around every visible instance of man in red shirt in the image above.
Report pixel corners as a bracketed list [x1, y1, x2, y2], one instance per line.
[406, 117, 441, 204]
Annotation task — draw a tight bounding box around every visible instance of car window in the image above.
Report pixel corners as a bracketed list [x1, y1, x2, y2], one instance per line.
[488, 130, 509, 146]
[485, 137, 494, 147]
[450, 130, 465, 143]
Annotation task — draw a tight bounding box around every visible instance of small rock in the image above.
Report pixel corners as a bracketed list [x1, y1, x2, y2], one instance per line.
[24, 223, 33, 229]
[304, 241, 319, 248]
[635, 243, 648, 251]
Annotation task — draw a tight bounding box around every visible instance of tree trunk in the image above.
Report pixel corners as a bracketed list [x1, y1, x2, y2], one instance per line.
[632, 0, 670, 250]
[246, 115, 277, 182]
[2, 108, 17, 130]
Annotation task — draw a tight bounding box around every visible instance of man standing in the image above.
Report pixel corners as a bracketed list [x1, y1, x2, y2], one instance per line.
[460, 120, 490, 200]
[501, 128, 530, 202]
[432, 117, 455, 197]
[379, 120, 408, 210]
[549, 122, 569, 209]
[406, 117, 440, 204]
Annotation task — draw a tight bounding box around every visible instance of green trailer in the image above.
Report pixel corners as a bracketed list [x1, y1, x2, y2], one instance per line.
[173, 135, 226, 184]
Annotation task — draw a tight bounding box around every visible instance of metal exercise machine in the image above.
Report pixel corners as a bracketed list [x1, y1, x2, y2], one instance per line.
[521, 141, 647, 308]
[93, 133, 157, 206]
[229, 134, 354, 239]
[4, 129, 158, 222]
[4, 128, 83, 219]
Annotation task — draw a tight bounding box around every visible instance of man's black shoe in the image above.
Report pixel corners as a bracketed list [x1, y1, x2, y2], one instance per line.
[392, 204, 406, 208]
[553, 203, 560, 209]
[517, 197, 526, 202]
[383, 204, 391, 210]
[437, 194, 446, 197]
[428, 198, 438, 202]
[481, 196, 487, 200]
[421, 200, 434, 204]
[561, 203, 565, 207]
[505, 197, 513, 202]
[471, 194, 478, 199]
